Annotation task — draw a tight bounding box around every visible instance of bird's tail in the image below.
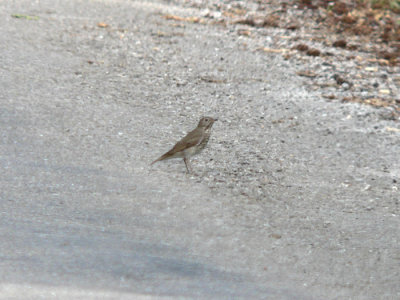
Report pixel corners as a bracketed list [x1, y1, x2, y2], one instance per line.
[150, 152, 171, 165]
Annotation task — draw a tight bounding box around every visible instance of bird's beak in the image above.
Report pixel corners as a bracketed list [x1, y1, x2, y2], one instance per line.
[214, 118, 218, 121]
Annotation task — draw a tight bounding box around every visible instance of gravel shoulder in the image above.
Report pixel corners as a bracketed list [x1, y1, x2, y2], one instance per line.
[0, 0, 399, 299]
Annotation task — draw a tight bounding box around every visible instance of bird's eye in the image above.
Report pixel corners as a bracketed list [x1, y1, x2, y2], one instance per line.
[205, 118, 209, 121]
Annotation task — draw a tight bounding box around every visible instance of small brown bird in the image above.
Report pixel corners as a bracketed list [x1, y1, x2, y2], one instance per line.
[151, 116, 217, 173]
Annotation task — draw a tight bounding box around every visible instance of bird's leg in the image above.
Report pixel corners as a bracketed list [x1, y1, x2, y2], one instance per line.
[183, 157, 192, 174]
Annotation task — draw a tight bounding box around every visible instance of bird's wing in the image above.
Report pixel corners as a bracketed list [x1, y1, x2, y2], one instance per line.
[169, 128, 203, 153]
[151, 128, 204, 164]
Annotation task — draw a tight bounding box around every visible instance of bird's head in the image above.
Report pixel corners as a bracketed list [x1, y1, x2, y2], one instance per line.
[198, 116, 217, 129]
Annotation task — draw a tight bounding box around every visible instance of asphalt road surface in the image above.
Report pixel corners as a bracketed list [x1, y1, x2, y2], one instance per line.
[0, 0, 399, 299]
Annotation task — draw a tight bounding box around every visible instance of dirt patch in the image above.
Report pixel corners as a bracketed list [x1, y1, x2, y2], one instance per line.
[166, 0, 400, 119]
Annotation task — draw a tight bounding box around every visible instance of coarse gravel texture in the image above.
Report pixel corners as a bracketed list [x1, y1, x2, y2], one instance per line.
[0, 0, 399, 299]
[171, 0, 400, 117]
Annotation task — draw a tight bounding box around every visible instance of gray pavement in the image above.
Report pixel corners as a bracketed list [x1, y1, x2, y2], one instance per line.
[0, 0, 399, 299]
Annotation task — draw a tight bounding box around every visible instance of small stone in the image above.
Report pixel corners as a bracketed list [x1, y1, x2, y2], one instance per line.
[333, 40, 347, 48]
[306, 48, 321, 56]
[294, 44, 309, 51]
[270, 233, 282, 239]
